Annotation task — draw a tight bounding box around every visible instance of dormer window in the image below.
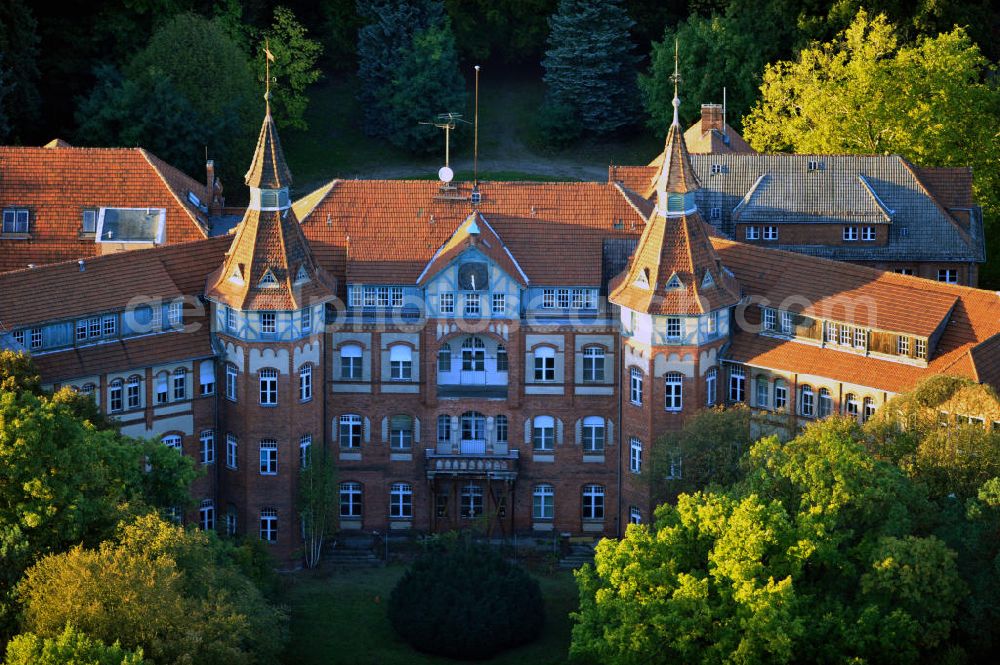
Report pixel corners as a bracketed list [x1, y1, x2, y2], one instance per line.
[808, 160, 825, 171]
[228, 265, 245, 285]
[711, 164, 724, 174]
[664, 273, 683, 290]
[294, 265, 310, 285]
[701, 270, 715, 289]
[259, 189, 289, 209]
[666, 193, 688, 213]
[258, 269, 279, 289]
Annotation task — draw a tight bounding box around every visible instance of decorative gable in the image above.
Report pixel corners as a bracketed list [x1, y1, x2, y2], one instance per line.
[258, 269, 278, 288]
[294, 264, 310, 285]
[665, 273, 683, 290]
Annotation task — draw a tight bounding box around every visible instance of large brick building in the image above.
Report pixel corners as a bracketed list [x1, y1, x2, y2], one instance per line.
[1, 92, 998, 565]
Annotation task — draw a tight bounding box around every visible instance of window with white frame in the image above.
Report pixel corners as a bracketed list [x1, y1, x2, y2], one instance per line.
[582, 346, 605, 382]
[259, 368, 278, 405]
[664, 372, 683, 411]
[542, 288, 555, 308]
[299, 365, 313, 401]
[390, 415, 413, 450]
[102, 315, 117, 337]
[437, 414, 451, 445]
[81, 209, 97, 233]
[225, 508, 237, 535]
[260, 508, 277, 542]
[762, 308, 776, 331]
[199, 430, 215, 465]
[800, 386, 815, 417]
[492, 292, 505, 314]
[496, 415, 508, 444]
[557, 289, 570, 308]
[162, 434, 182, 453]
[729, 366, 746, 402]
[840, 325, 851, 346]
[774, 379, 788, 411]
[897, 336, 910, 356]
[260, 312, 276, 335]
[780, 311, 793, 335]
[259, 440, 277, 475]
[462, 337, 485, 371]
[854, 328, 867, 351]
[582, 485, 605, 520]
[533, 346, 555, 382]
[340, 482, 362, 518]
[745, 226, 760, 240]
[2, 208, 29, 234]
[199, 361, 215, 395]
[862, 397, 876, 423]
[533, 484, 554, 520]
[126, 376, 142, 410]
[826, 322, 838, 344]
[533, 415, 555, 451]
[440, 292, 455, 314]
[763, 226, 778, 240]
[496, 344, 508, 371]
[915, 338, 927, 359]
[462, 412, 486, 450]
[818, 388, 833, 417]
[226, 307, 237, 332]
[390, 287, 403, 308]
[88, 317, 100, 338]
[755, 375, 769, 408]
[226, 434, 238, 468]
[299, 435, 311, 468]
[199, 500, 215, 531]
[389, 345, 413, 380]
[582, 416, 605, 453]
[666, 317, 682, 340]
[666, 452, 683, 479]
[843, 226, 859, 241]
[172, 368, 187, 400]
[464, 293, 481, 316]
[155, 372, 169, 405]
[340, 414, 362, 448]
[629, 506, 642, 524]
[861, 226, 876, 241]
[225, 363, 238, 401]
[168, 302, 182, 326]
[629, 367, 643, 405]
[437, 343, 451, 372]
[706, 367, 717, 406]
[11, 330, 24, 347]
[706, 311, 719, 336]
[460, 485, 483, 518]
[340, 344, 363, 380]
[844, 393, 860, 419]
[389, 483, 412, 518]
[629, 437, 642, 473]
[300, 308, 312, 334]
[937, 269, 958, 284]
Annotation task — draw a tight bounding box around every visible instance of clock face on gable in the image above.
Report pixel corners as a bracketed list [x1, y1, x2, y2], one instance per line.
[458, 262, 489, 291]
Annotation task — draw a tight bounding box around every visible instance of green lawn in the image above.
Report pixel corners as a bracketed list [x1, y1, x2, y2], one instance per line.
[279, 565, 580, 665]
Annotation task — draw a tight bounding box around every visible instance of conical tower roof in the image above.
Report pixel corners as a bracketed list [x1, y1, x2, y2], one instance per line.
[206, 102, 335, 311]
[610, 89, 739, 316]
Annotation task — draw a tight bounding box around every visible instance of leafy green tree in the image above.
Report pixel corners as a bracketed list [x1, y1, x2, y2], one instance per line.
[257, 6, 323, 131]
[75, 13, 257, 192]
[541, 0, 640, 136]
[4, 625, 146, 665]
[650, 405, 753, 502]
[742, 10, 1000, 288]
[297, 448, 337, 568]
[572, 418, 965, 664]
[18, 514, 287, 665]
[356, 0, 466, 152]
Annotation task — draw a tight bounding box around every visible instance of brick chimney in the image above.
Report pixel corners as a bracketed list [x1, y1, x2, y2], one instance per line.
[701, 104, 724, 132]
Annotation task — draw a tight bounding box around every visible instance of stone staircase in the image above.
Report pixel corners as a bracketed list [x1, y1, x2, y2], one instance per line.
[323, 535, 384, 568]
[558, 543, 596, 570]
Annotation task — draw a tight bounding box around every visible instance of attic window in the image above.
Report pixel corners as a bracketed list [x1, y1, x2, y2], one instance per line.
[710, 207, 721, 220]
[258, 270, 279, 288]
[633, 269, 650, 289]
[96, 208, 165, 244]
[294, 265, 310, 285]
[807, 160, 825, 171]
[2, 209, 29, 235]
[81, 209, 97, 234]
[470, 188, 482, 205]
[228, 265, 245, 285]
[710, 164, 725, 175]
[701, 270, 715, 289]
[187, 191, 202, 207]
[665, 273, 683, 291]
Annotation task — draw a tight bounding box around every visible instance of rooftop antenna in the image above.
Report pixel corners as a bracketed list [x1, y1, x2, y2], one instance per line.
[474, 65, 481, 188]
[420, 112, 469, 185]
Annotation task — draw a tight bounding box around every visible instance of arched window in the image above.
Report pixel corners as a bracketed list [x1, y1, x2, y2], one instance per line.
[225, 363, 238, 401]
[533, 346, 555, 382]
[582, 485, 605, 520]
[844, 393, 860, 419]
[461, 411, 486, 453]
[339, 414, 362, 449]
[533, 415, 555, 451]
[389, 345, 413, 380]
[162, 434, 182, 453]
[437, 343, 451, 372]
[582, 416, 605, 453]
[259, 439, 277, 475]
[818, 388, 833, 417]
[665, 372, 683, 411]
[299, 364, 313, 401]
[862, 397, 876, 423]
[774, 379, 788, 411]
[533, 484, 554, 520]
[172, 368, 187, 400]
[629, 437, 642, 473]
[259, 368, 278, 405]
[462, 337, 486, 371]
[340, 482, 363, 519]
[340, 344, 363, 380]
[800, 385, 815, 417]
[629, 367, 643, 405]
[582, 346, 605, 382]
[155, 371, 169, 405]
[199, 500, 215, 531]
[705, 367, 718, 406]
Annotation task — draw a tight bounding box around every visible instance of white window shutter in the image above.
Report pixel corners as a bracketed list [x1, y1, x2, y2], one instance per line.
[556, 418, 564, 445]
[524, 418, 531, 444]
[381, 417, 388, 443]
[364, 417, 371, 443]
[606, 419, 614, 446]
[414, 417, 421, 443]
[575, 419, 582, 445]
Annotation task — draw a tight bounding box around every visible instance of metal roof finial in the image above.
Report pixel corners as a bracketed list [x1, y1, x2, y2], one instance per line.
[670, 37, 681, 127]
[264, 38, 275, 112]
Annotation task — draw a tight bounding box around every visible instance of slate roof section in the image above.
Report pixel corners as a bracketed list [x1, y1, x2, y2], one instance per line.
[32, 327, 215, 385]
[0, 144, 211, 273]
[609, 154, 984, 264]
[646, 121, 701, 198]
[244, 104, 293, 189]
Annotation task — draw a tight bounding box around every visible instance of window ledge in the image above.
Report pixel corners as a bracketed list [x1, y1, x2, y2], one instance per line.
[0, 233, 32, 240]
[78, 231, 96, 240]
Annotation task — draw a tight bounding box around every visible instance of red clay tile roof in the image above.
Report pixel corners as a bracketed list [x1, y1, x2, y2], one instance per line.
[0, 236, 229, 328]
[33, 326, 214, 385]
[0, 144, 210, 273]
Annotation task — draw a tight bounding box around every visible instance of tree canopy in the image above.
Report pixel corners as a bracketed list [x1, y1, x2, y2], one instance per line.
[4, 625, 146, 665]
[257, 6, 323, 130]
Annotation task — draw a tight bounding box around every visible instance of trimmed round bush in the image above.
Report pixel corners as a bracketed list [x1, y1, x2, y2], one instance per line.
[388, 544, 545, 659]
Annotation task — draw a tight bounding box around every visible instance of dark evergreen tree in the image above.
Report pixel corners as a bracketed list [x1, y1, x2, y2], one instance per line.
[541, 0, 640, 136]
[356, 0, 466, 153]
[0, 0, 40, 143]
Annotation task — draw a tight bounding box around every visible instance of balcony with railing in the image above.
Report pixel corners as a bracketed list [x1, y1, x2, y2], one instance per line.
[436, 335, 508, 399]
[424, 448, 519, 480]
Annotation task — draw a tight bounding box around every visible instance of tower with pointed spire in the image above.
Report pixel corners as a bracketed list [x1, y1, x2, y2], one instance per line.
[609, 45, 741, 524]
[204, 73, 336, 562]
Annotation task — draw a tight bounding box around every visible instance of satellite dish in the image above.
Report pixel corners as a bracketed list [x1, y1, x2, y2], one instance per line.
[438, 166, 454, 183]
